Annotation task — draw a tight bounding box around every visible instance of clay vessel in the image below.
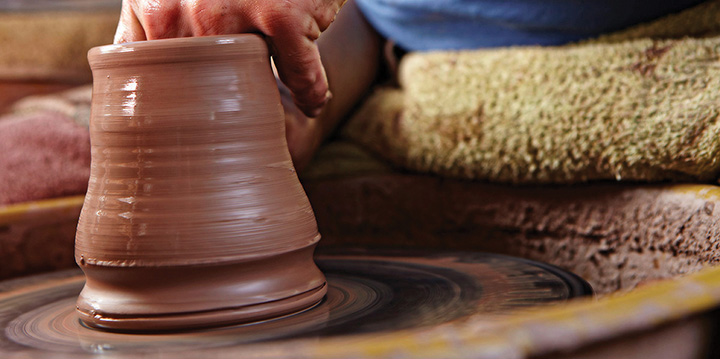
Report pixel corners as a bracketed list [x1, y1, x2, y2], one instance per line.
[75, 34, 326, 331]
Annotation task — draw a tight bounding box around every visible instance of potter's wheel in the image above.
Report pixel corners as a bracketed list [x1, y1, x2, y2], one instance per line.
[0, 250, 591, 358]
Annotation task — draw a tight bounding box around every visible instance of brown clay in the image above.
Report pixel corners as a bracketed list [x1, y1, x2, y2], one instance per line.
[304, 174, 720, 295]
[75, 34, 326, 331]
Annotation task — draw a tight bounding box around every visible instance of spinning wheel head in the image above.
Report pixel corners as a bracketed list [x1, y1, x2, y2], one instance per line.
[1, 250, 591, 358]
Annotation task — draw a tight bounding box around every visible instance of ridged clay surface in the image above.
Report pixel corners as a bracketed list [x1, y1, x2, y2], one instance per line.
[75, 34, 326, 330]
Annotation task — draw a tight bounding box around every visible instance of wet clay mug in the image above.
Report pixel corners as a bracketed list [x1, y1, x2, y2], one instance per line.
[75, 35, 326, 331]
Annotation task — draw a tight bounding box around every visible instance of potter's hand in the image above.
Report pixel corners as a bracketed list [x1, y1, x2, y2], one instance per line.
[114, 0, 345, 117]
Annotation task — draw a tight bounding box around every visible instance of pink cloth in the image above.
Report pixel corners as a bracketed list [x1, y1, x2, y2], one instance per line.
[0, 112, 90, 205]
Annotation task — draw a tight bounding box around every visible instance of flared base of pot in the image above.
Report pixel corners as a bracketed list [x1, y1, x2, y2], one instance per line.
[77, 284, 326, 332]
[75, 246, 327, 332]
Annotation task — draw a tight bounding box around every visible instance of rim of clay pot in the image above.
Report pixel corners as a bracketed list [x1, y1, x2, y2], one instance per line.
[87, 34, 268, 69]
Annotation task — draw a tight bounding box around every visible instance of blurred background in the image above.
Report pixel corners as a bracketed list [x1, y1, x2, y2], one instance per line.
[0, 0, 120, 112]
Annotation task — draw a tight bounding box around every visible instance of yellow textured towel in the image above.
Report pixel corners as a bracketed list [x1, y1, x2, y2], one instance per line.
[344, 0, 720, 184]
[0, 10, 117, 81]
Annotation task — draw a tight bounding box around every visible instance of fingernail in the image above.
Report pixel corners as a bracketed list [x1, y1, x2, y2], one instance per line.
[309, 91, 332, 117]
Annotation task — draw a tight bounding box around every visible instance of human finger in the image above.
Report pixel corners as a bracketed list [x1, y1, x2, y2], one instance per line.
[269, 33, 330, 118]
[114, 0, 147, 43]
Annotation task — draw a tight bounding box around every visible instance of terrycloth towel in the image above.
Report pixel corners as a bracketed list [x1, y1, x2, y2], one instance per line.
[0, 10, 117, 81]
[11, 85, 93, 127]
[0, 112, 90, 205]
[344, 0, 720, 184]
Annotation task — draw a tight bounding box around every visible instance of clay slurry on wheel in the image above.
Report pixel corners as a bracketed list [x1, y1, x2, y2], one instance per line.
[311, 258, 484, 335]
[0, 250, 591, 357]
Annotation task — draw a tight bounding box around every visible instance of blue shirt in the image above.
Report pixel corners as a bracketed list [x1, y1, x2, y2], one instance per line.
[355, 0, 705, 51]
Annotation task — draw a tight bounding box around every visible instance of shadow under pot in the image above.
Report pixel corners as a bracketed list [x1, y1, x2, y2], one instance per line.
[74, 34, 327, 331]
